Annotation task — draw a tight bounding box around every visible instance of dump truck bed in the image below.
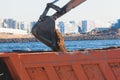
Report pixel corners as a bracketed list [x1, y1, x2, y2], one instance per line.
[0, 48, 120, 80]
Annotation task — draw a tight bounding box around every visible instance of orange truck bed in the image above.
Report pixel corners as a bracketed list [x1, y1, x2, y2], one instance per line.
[0, 48, 120, 80]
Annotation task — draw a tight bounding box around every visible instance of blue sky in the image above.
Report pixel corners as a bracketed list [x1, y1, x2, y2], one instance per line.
[0, 0, 120, 22]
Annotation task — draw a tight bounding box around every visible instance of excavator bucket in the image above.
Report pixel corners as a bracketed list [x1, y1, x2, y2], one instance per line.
[32, 16, 66, 52]
[32, 0, 86, 52]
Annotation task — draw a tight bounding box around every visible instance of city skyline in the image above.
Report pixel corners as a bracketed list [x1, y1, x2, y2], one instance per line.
[0, 18, 120, 34]
[0, 0, 120, 22]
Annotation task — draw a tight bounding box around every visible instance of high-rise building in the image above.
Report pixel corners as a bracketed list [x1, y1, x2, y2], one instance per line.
[16, 22, 20, 29]
[3, 19, 16, 29]
[57, 21, 65, 34]
[78, 26, 82, 33]
[19, 22, 25, 30]
[82, 20, 95, 33]
[16, 22, 25, 30]
[111, 19, 120, 29]
[82, 20, 88, 33]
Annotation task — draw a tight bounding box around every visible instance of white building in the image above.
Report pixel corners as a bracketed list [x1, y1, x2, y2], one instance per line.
[64, 21, 78, 34]
[0, 28, 28, 34]
[0, 19, 3, 28]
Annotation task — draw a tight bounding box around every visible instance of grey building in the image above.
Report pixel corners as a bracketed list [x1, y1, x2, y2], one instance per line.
[78, 26, 82, 33]
[82, 20, 87, 33]
[57, 21, 65, 35]
[3, 19, 16, 29]
[111, 19, 120, 29]
[16, 22, 25, 30]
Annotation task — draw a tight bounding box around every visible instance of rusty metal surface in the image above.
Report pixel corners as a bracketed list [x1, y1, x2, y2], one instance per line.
[0, 48, 120, 80]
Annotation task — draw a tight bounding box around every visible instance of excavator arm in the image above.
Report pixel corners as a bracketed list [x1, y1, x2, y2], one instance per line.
[32, 0, 86, 52]
[52, 0, 86, 20]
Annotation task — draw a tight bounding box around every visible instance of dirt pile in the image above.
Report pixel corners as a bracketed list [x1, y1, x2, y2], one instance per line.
[55, 29, 66, 52]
